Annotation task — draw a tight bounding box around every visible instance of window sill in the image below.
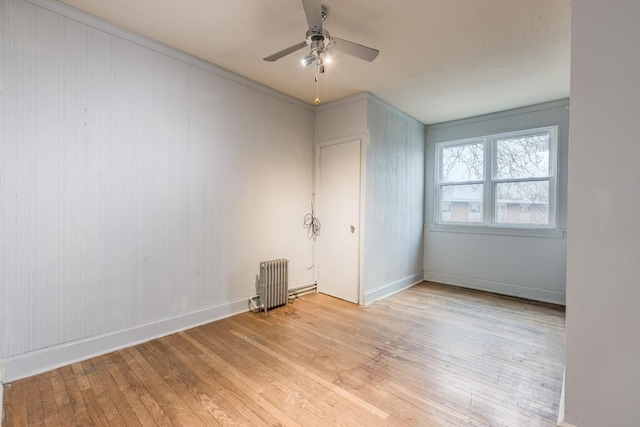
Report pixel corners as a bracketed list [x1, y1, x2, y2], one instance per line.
[427, 224, 565, 238]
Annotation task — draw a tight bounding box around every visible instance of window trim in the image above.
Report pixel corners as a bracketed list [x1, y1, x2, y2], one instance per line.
[427, 223, 565, 238]
[434, 126, 559, 232]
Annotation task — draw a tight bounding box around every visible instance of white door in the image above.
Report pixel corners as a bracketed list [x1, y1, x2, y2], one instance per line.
[317, 138, 361, 303]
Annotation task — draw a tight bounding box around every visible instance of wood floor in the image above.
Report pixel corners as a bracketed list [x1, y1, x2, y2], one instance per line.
[2, 282, 565, 426]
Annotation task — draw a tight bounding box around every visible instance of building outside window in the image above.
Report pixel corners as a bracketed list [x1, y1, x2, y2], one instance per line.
[468, 202, 482, 223]
[442, 202, 452, 221]
[496, 204, 507, 223]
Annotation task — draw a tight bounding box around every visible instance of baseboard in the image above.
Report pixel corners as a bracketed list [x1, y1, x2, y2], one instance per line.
[556, 369, 575, 427]
[558, 369, 566, 425]
[424, 271, 565, 305]
[363, 273, 424, 304]
[1, 297, 250, 383]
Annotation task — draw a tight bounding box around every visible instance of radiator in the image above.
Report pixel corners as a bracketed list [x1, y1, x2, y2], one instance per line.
[259, 259, 289, 313]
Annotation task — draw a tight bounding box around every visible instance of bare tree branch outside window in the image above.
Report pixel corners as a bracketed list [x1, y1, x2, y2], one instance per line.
[441, 142, 484, 182]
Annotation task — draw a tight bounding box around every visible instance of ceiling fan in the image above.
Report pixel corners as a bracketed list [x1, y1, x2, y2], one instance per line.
[263, 0, 379, 74]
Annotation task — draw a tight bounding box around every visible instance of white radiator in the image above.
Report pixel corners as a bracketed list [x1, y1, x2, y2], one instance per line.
[259, 259, 289, 313]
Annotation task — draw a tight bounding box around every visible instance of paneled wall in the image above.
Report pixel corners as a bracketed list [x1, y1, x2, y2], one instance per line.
[315, 93, 426, 303]
[0, 0, 315, 380]
[424, 100, 569, 305]
[363, 97, 425, 301]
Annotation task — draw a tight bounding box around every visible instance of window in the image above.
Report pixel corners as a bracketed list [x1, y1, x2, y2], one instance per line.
[496, 204, 506, 223]
[435, 127, 557, 228]
[442, 202, 452, 221]
[468, 202, 482, 222]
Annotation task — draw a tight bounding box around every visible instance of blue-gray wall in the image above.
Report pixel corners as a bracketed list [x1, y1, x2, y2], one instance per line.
[424, 99, 569, 304]
[363, 96, 425, 302]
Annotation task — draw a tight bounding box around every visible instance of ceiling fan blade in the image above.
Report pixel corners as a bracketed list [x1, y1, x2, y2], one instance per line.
[301, 0, 323, 31]
[331, 37, 379, 62]
[263, 41, 308, 62]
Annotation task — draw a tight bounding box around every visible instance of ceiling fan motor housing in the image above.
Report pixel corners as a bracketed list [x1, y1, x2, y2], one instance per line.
[306, 29, 330, 54]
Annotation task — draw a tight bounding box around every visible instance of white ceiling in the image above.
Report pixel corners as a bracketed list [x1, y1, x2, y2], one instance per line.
[58, 0, 571, 125]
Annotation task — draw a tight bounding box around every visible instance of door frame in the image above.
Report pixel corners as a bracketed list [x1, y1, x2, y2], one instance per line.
[314, 134, 368, 304]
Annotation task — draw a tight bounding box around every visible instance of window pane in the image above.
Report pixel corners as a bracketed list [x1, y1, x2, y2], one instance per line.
[441, 184, 483, 223]
[496, 134, 550, 179]
[495, 181, 550, 225]
[441, 142, 484, 183]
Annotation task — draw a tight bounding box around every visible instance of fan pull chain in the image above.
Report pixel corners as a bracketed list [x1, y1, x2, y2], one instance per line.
[314, 75, 320, 104]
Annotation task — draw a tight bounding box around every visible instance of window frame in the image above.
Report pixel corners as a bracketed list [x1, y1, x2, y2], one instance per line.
[434, 126, 558, 231]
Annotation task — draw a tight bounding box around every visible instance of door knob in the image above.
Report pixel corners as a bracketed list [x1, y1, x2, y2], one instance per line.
[350, 225, 356, 233]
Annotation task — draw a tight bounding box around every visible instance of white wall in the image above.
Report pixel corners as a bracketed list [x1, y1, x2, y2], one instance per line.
[563, 0, 640, 425]
[0, 0, 315, 381]
[424, 100, 569, 305]
[314, 94, 368, 142]
[315, 93, 425, 303]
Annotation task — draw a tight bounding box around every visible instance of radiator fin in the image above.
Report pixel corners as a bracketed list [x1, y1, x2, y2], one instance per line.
[259, 259, 289, 313]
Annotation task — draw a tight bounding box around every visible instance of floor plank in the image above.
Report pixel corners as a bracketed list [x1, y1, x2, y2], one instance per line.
[2, 282, 565, 426]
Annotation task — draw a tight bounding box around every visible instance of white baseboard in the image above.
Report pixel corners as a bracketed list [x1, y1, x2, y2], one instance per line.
[557, 422, 577, 427]
[424, 271, 565, 305]
[1, 297, 250, 383]
[558, 369, 566, 425]
[363, 273, 424, 304]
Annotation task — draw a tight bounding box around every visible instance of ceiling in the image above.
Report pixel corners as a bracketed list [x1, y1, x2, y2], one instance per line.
[57, 0, 571, 125]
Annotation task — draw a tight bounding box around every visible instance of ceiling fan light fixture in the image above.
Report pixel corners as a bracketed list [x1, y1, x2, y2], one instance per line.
[324, 46, 333, 64]
[301, 53, 317, 67]
[317, 55, 325, 74]
[263, 0, 379, 90]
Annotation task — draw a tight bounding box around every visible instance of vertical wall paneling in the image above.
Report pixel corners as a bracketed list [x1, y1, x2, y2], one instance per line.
[84, 28, 192, 332]
[314, 93, 426, 303]
[1, 0, 89, 356]
[363, 97, 425, 301]
[0, 0, 315, 379]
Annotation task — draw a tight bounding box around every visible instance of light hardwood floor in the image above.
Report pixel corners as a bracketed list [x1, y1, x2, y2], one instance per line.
[2, 282, 565, 426]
